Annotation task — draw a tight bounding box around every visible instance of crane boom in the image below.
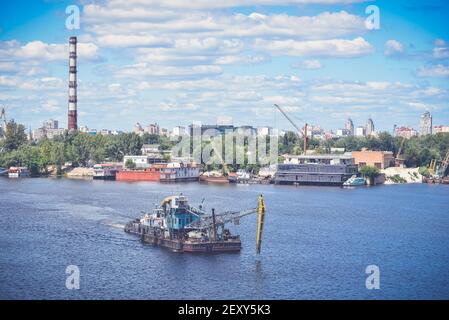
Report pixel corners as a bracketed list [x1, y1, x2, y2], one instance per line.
[186, 208, 257, 230]
[274, 104, 303, 136]
[1, 107, 7, 135]
[274, 104, 308, 155]
[396, 137, 406, 159]
[185, 195, 267, 254]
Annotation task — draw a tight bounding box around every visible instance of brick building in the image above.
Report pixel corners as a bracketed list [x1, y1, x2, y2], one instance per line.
[351, 149, 395, 169]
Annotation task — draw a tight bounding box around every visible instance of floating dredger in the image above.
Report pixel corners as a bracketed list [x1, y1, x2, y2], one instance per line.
[125, 194, 266, 253]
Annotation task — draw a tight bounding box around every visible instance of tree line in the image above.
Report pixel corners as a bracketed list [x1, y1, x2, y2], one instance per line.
[1, 119, 448, 175]
[0, 120, 171, 175]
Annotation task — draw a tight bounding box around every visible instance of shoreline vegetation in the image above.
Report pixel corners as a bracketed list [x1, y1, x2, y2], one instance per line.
[1, 120, 449, 182]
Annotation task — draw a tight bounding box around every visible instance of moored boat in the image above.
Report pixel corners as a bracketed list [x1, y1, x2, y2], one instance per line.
[8, 167, 30, 178]
[93, 163, 122, 180]
[343, 175, 366, 186]
[199, 173, 229, 184]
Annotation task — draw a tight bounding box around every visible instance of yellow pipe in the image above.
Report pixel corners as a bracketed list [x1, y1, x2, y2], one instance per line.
[256, 194, 266, 254]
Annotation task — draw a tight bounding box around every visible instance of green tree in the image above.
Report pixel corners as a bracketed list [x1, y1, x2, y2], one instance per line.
[125, 158, 136, 169]
[359, 165, 380, 185]
[1, 120, 27, 151]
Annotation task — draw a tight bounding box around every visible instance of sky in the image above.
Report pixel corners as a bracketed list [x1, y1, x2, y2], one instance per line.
[0, 0, 448, 133]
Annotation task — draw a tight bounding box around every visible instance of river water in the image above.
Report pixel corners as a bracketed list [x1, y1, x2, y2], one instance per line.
[0, 177, 448, 299]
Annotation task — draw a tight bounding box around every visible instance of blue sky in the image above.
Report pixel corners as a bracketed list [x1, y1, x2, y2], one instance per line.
[0, 0, 448, 133]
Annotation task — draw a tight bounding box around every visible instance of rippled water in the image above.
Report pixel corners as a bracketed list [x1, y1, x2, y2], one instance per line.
[0, 177, 448, 299]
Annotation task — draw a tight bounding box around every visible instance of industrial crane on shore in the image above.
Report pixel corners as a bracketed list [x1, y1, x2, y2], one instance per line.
[274, 104, 308, 155]
[441, 149, 449, 177]
[429, 149, 449, 178]
[1, 107, 7, 136]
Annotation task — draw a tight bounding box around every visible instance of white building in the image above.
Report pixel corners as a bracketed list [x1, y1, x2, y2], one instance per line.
[141, 144, 160, 155]
[172, 126, 187, 136]
[434, 125, 449, 134]
[43, 119, 58, 129]
[134, 122, 144, 135]
[366, 117, 375, 136]
[257, 126, 273, 136]
[32, 119, 64, 140]
[345, 118, 354, 136]
[420, 111, 432, 135]
[336, 128, 352, 137]
[395, 126, 418, 139]
[100, 129, 112, 135]
[355, 126, 366, 137]
[145, 123, 160, 135]
[123, 155, 151, 169]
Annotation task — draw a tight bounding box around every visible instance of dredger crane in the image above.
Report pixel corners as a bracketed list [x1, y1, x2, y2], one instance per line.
[186, 195, 266, 254]
[274, 104, 308, 155]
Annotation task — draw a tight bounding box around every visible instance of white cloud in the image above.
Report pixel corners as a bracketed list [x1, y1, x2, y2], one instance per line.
[432, 47, 449, 59]
[384, 39, 405, 57]
[117, 63, 223, 78]
[253, 37, 373, 58]
[434, 39, 446, 47]
[214, 55, 268, 65]
[294, 59, 323, 69]
[96, 34, 172, 48]
[417, 65, 449, 78]
[0, 62, 16, 72]
[0, 76, 65, 90]
[85, 10, 366, 40]
[41, 99, 62, 112]
[0, 40, 100, 62]
[83, 4, 178, 23]
[407, 102, 438, 111]
[0, 76, 18, 87]
[105, 0, 368, 10]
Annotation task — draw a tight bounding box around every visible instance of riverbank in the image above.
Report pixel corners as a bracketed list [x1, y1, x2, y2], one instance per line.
[382, 167, 423, 184]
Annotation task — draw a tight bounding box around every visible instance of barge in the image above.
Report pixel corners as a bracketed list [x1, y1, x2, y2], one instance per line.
[125, 194, 266, 253]
[275, 154, 358, 186]
[93, 163, 122, 180]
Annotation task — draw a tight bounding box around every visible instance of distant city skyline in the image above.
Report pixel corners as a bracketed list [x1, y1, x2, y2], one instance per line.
[28, 110, 449, 141]
[1, 0, 449, 131]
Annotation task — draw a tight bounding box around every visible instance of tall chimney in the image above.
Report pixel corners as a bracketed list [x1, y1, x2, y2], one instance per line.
[68, 36, 77, 130]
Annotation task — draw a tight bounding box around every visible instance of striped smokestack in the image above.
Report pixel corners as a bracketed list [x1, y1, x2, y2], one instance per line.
[68, 36, 77, 130]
